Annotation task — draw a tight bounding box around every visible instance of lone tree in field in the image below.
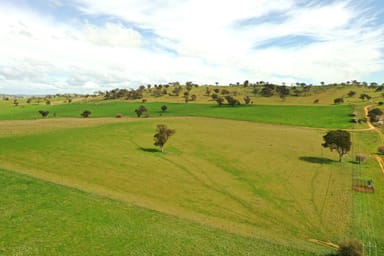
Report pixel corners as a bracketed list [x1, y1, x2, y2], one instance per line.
[81, 110, 92, 118]
[135, 105, 148, 117]
[322, 130, 351, 162]
[38, 110, 49, 118]
[154, 124, 175, 152]
[161, 105, 167, 112]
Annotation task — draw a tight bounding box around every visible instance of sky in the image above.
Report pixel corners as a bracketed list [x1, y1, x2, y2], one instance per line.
[1, 0, 384, 94]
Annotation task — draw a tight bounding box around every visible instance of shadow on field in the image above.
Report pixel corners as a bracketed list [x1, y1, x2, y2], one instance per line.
[299, 156, 335, 164]
[139, 147, 160, 153]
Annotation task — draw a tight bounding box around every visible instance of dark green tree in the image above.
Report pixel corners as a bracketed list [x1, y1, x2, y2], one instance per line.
[216, 97, 224, 106]
[81, 110, 91, 118]
[154, 124, 176, 152]
[244, 96, 251, 104]
[38, 110, 49, 118]
[161, 105, 167, 112]
[322, 130, 351, 162]
[367, 108, 383, 122]
[135, 105, 148, 117]
[225, 95, 240, 106]
[334, 97, 344, 104]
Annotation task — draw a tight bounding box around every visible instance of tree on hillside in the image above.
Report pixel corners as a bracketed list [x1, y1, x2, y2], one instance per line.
[276, 86, 290, 100]
[135, 105, 148, 117]
[244, 96, 251, 104]
[334, 97, 344, 104]
[154, 124, 175, 152]
[38, 110, 49, 118]
[225, 96, 240, 106]
[322, 130, 351, 162]
[347, 91, 356, 97]
[359, 93, 371, 101]
[81, 110, 91, 118]
[367, 108, 383, 122]
[216, 97, 224, 106]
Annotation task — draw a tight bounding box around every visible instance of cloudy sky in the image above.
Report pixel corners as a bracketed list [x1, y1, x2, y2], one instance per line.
[1, 0, 384, 94]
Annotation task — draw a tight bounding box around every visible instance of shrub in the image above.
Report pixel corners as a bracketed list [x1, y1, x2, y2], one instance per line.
[244, 96, 251, 104]
[355, 154, 366, 164]
[81, 110, 91, 118]
[38, 110, 49, 118]
[115, 113, 123, 118]
[161, 105, 167, 112]
[313, 99, 319, 104]
[378, 146, 384, 154]
[337, 239, 363, 256]
[135, 105, 148, 117]
[334, 98, 344, 104]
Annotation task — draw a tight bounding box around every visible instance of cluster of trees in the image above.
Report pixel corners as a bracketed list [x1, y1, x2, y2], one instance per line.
[104, 88, 144, 100]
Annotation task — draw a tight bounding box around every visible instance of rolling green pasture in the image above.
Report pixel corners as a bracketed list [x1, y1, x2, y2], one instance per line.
[0, 168, 319, 256]
[0, 101, 352, 128]
[0, 117, 355, 255]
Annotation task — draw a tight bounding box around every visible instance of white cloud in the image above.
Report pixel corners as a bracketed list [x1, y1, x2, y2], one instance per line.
[0, 0, 383, 94]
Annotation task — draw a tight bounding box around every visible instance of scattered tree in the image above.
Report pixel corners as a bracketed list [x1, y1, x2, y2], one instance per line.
[81, 110, 92, 118]
[276, 86, 290, 100]
[347, 91, 356, 97]
[313, 99, 319, 104]
[161, 105, 167, 112]
[334, 97, 344, 104]
[322, 130, 351, 162]
[359, 93, 371, 101]
[38, 110, 49, 118]
[225, 96, 240, 106]
[135, 105, 148, 117]
[244, 96, 251, 104]
[153, 124, 176, 152]
[216, 97, 224, 106]
[367, 108, 383, 122]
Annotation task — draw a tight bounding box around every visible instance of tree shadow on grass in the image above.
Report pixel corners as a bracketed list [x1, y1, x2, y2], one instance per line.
[299, 156, 336, 164]
[139, 147, 160, 153]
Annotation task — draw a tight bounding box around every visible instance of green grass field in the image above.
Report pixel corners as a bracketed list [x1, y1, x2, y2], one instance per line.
[0, 116, 358, 255]
[0, 101, 353, 128]
[1, 168, 324, 256]
[0, 93, 382, 255]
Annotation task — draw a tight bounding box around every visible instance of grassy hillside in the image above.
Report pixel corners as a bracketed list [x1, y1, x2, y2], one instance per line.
[0, 117, 356, 254]
[1, 84, 383, 255]
[0, 168, 324, 256]
[0, 101, 353, 129]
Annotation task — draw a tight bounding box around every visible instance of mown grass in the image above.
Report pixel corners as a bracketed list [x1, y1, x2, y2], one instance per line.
[0, 101, 352, 128]
[0, 168, 323, 256]
[0, 117, 355, 254]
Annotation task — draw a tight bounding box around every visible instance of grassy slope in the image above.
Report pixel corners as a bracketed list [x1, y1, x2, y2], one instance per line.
[0, 101, 353, 129]
[351, 131, 384, 255]
[0, 117, 354, 254]
[0, 168, 321, 256]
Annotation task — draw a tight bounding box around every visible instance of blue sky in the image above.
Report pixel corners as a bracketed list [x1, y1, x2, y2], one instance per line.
[0, 0, 384, 94]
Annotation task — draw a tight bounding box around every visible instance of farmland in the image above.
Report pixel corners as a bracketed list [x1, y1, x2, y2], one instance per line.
[0, 86, 383, 255]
